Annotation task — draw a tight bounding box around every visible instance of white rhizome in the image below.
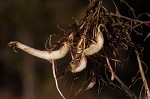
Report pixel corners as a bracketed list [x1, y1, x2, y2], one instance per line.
[8, 25, 104, 99]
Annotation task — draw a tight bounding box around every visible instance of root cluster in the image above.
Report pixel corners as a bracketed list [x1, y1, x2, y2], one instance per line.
[8, 0, 150, 99]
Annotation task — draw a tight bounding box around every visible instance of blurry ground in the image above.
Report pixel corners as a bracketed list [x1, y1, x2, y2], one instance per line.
[0, 0, 150, 99]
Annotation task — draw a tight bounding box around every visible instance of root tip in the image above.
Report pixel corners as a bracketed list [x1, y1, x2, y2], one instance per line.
[8, 41, 18, 47]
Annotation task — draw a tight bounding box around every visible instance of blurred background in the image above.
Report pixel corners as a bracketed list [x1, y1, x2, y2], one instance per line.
[0, 0, 150, 99]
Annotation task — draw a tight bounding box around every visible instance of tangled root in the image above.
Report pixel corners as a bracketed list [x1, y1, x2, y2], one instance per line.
[9, 0, 150, 99]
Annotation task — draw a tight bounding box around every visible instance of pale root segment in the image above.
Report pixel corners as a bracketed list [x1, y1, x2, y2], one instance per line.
[84, 32, 104, 56]
[71, 25, 104, 73]
[51, 60, 66, 99]
[70, 55, 87, 73]
[86, 76, 96, 90]
[8, 41, 69, 99]
[8, 41, 70, 61]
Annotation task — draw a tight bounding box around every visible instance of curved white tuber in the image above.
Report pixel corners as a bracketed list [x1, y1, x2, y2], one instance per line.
[86, 76, 96, 90]
[70, 25, 104, 73]
[84, 26, 104, 56]
[70, 55, 87, 73]
[8, 41, 70, 61]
